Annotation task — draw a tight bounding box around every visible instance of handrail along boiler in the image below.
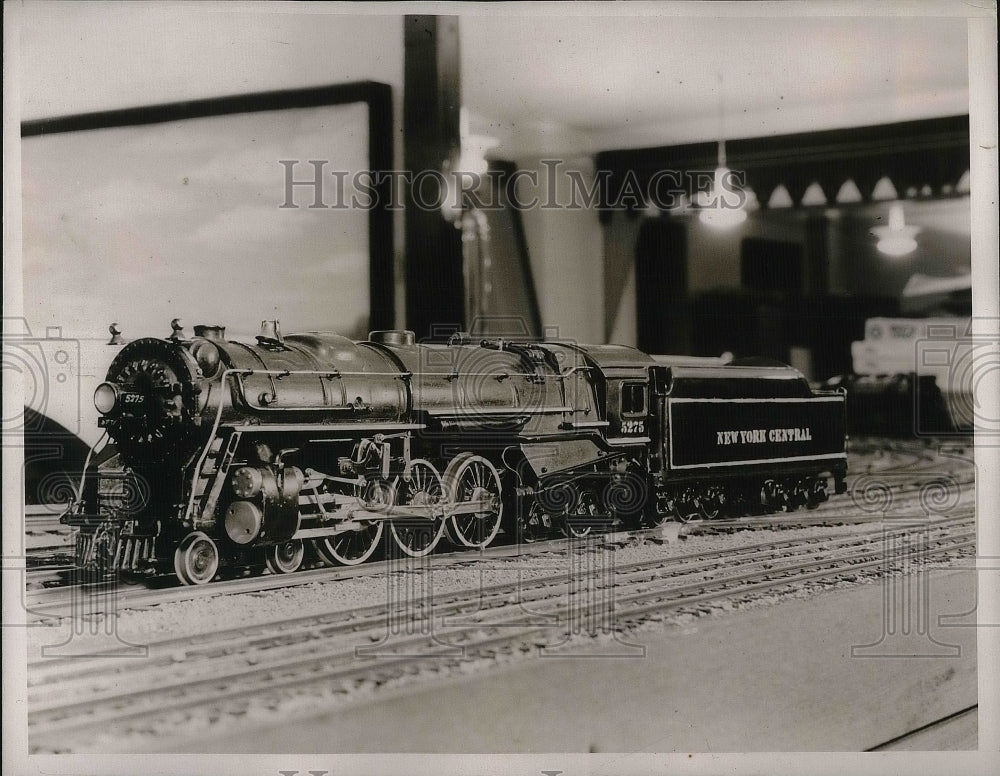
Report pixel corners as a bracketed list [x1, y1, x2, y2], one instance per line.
[65, 322, 848, 584]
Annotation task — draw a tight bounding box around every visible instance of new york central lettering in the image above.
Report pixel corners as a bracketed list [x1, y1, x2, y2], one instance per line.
[716, 427, 813, 445]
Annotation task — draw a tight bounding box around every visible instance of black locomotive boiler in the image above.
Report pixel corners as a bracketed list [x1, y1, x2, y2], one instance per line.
[64, 322, 848, 584]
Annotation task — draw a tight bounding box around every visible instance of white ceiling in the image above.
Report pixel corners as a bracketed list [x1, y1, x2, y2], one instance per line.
[14, 6, 973, 159]
[461, 14, 970, 156]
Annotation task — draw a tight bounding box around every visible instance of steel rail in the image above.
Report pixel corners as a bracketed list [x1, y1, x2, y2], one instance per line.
[24, 506, 975, 622]
[27, 527, 975, 749]
[28, 518, 974, 702]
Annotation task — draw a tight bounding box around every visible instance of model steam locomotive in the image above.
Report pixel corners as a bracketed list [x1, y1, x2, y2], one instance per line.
[64, 321, 848, 585]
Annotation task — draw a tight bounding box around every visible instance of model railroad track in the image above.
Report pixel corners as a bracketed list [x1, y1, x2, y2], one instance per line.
[24, 550, 78, 589]
[21, 476, 973, 622]
[24, 506, 73, 540]
[24, 461, 976, 618]
[847, 436, 973, 475]
[21, 530, 621, 620]
[23, 505, 76, 579]
[26, 518, 730, 621]
[24, 566, 76, 592]
[27, 512, 975, 753]
[25, 504, 70, 527]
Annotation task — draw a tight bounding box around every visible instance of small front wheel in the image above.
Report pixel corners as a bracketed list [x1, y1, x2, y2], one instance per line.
[174, 531, 220, 586]
[264, 539, 305, 574]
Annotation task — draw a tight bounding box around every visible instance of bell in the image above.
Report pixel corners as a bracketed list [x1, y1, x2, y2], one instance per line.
[257, 319, 283, 345]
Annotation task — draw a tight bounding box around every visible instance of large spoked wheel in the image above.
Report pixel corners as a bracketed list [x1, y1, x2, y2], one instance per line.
[265, 539, 305, 574]
[314, 522, 384, 567]
[174, 531, 220, 586]
[315, 480, 388, 566]
[390, 460, 445, 558]
[444, 454, 504, 549]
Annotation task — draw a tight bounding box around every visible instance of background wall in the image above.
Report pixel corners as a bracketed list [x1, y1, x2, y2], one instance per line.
[17, 4, 408, 328]
[18, 5, 404, 120]
[517, 157, 605, 344]
[16, 7, 977, 351]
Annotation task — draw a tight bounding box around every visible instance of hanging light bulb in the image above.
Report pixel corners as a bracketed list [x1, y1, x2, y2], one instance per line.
[698, 73, 747, 228]
[441, 108, 498, 223]
[698, 139, 748, 228]
[871, 202, 920, 257]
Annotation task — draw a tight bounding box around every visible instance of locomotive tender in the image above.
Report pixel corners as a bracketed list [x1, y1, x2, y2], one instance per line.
[65, 322, 848, 585]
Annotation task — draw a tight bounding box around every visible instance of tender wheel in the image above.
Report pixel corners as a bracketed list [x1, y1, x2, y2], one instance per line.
[699, 487, 724, 520]
[443, 454, 504, 548]
[390, 460, 445, 558]
[760, 479, 782, 513]
[673, 489, 701, 523]
[807, 478, 829, 509]
[648, 510, 673, 528]
[265, 539, 305, 574]
[174, 531, 220, 586]
[315, 480, 387, 566]
[647, 495, 674, 527]
[788, 480, 809, 512]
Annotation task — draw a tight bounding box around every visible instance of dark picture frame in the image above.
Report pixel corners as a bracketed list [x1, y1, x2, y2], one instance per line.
[21, 80, 395, 332]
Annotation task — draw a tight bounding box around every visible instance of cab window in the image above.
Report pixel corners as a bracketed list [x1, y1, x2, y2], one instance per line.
[620, 382, 646, 416]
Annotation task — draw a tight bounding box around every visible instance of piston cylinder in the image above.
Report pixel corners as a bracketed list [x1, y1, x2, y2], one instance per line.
[225, 501, 263, 544]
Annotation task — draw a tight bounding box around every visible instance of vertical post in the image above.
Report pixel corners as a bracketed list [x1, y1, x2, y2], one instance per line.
[804, 212, 829, 295]
[404, 15, 464, 339]
[635, 216, 689, 354]
[367, 83, 396, 332]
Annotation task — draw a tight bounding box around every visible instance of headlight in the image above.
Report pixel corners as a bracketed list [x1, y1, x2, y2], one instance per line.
[191, 340, 221, 379]
[94, 382, 119, 414]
